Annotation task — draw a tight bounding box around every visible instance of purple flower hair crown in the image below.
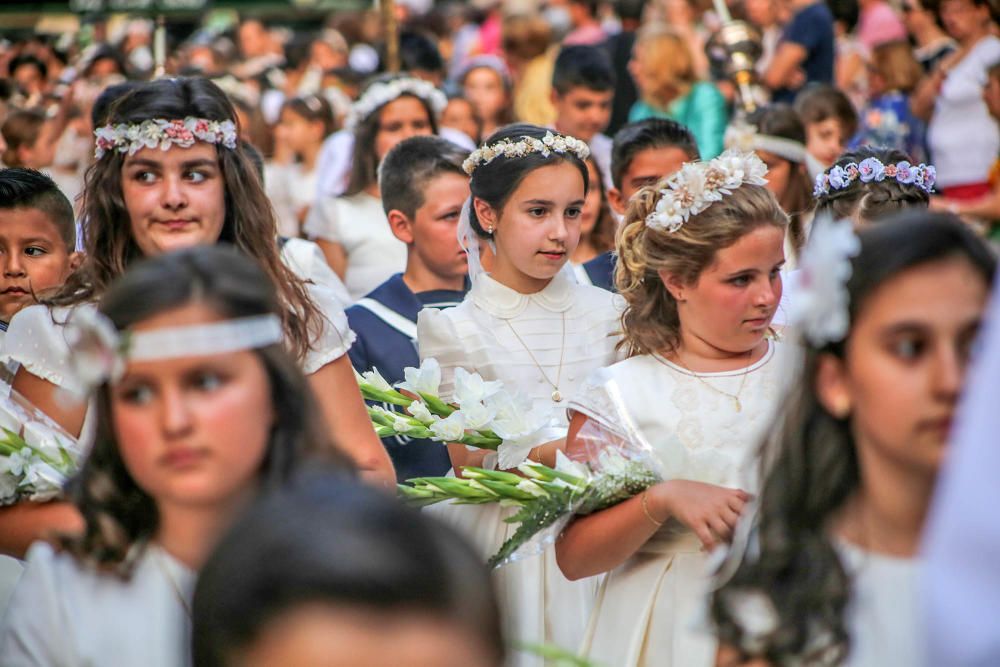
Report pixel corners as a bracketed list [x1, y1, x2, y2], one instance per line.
[813, 158, 936, 198]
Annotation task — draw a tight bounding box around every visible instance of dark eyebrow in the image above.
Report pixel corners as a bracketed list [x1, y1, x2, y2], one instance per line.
[725, 260, 786, 279]
[123, 157, 218, 170]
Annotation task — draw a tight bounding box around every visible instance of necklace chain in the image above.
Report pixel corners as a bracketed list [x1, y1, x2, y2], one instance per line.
[504, 311, 567, 402]
[153, 547, 192, 619]
[655, 347, 755, 412]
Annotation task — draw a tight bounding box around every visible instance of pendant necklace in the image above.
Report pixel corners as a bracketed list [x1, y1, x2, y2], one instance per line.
[656, 347, 755, 413]
[504, 310, 567, 402]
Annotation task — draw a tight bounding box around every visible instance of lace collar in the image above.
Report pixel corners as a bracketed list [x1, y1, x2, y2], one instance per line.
[470, 268, 575, 319]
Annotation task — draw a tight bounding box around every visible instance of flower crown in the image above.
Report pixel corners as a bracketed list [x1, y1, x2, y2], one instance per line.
[645, 150, 769, 233]
[813, 158, 936, 198]
[462, 131, 590, 176]
[724, 122, 807, 164]
[346, 77, 447, 130]
[788, 216, 861, 346]
[94, 117, 238, 159]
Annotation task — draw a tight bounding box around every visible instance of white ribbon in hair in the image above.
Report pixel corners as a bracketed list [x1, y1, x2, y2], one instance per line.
[724, 123, 807, 165]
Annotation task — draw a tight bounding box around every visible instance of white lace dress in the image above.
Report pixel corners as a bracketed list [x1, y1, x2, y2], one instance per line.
[417, 269, 623, 666]
[566, 342, 796, 666]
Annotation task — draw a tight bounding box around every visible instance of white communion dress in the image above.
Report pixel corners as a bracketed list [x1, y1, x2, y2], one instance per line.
[417, 269, 623, 666]
[566, 341, 796, 666]
[303, 191, 407, 301]
[0, 542, 194, 667]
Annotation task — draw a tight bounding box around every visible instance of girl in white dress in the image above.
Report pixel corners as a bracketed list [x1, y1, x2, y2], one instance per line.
[0, 244, 353, 667]
[711, 213, 995, 666]
[417, 124, 622, 665]
[0, 78, 392, 559]
[265, 94, 335, 238]
[304, 75, 446, 300]
[556, 151, 795, 667]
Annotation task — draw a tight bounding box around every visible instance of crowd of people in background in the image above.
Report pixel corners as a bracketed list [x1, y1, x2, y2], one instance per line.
[0, 0, 998, 665]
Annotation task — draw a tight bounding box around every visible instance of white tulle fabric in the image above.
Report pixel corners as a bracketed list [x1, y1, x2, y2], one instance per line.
[416, 268, 624, 666]
[566, 341, 796, 667]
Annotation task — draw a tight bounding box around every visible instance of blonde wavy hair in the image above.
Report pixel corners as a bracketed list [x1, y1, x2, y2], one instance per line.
[616, 181, 788, 357]
[632, 24, 696, 109]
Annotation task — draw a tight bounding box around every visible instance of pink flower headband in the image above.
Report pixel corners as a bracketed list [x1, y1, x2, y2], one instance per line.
[93, 117, 238, 159]
[814, 157, 936, 198]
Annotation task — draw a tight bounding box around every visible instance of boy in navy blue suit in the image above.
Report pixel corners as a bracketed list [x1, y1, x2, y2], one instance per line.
[347, 136, 470, 481]
[581, 119, 699, 290]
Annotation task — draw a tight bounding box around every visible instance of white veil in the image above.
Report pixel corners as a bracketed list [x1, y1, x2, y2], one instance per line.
[457, 195, 494, 286]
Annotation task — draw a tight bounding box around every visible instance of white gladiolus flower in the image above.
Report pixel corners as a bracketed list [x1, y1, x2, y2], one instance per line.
[359, 368, 394, 392]
[429, 412, 466, 442]
[406, 400, 436, 425]
[0, 474, 17, 502]
[453, 368, 503, 406]
[397, 358, 442, 396]
[457, 401, 496, 431]
[553, 450, 589, 479]
[7, 448, 33, 477]
[392, 415, 417, 434]
[21, 461, 66, 496]
[22, 422, 63, 462]
[516, 479, 550, 498]
[491, 400, 554, 470]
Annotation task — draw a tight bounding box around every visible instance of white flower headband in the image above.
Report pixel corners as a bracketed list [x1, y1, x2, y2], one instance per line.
[64, 308, 284, 393]
[346, 77, 447, 130]
[724, 122, 807, 164]
[645, 149, 769, 233]
[813, 158, 936, 198]
[462, 131, 591, 176]
[787, 216, 861, 346]
[94, 117, 238, 159]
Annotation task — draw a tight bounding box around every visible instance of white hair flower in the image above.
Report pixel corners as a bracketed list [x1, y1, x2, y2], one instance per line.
[462, 131, 590, 175]
[788, 217, 861, 346]
[345, 78, 447, 130]
[645, 150, 769, 233]
[93, 117, 238, 159]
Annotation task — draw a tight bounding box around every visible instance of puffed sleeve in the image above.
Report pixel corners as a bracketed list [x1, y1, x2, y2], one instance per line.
[416, 307, 467, 403]
[565, 367, 618, 430]
[302, 194, 344, 244]
[281, 239, 356, 375]
[2, 305, 85, 395]
[0, 542, 76, 666]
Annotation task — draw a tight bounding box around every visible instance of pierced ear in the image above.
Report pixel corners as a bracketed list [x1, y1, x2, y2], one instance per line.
[472, 197, 497, 234]
[815, 353, 853, 419]
[386, 209, 415, 244]
[657, 268, 687, 303]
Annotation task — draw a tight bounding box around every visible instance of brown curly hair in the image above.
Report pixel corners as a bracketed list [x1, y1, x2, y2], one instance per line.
[616, 181, 788, 357]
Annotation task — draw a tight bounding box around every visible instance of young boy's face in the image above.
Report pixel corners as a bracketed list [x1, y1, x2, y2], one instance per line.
[0, 207, 80, 322]
[805, 118, 848, 168]
[552, 86, 613, 144]
[608, 145, 692, 215]
[404, 172, 471, 284]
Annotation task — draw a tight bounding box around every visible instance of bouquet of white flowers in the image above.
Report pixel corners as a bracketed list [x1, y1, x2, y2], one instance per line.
[356, 358, 557, 469]
[0, 388, 82, 505]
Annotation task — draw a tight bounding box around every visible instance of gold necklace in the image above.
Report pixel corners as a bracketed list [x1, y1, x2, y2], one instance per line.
[504, 311, 567, 402]
[655, 347, 755, 413]
[153, 546, 192, 619]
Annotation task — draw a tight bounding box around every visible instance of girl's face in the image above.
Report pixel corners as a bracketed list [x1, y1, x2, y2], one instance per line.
[580, 159, 604, 237]
[374, 96, 434, 161]
[122, 142, 227, 257]
[463, 67, 507, 125]
[111, 301, 276, 511]
[441, 98, 480, 144]
[476, 161, 584, 292]
[819, 257, 989, 476]
[275, 107, 324, 155]
[939, 0, 990, 40]
[757, 150, 791, 199]
[663, 224, 785, 355]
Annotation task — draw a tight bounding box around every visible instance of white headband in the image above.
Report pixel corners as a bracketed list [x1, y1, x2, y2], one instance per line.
[724, 123, 807, 164]
[346, 78, 447, 130]
[65, 309, 284, 391]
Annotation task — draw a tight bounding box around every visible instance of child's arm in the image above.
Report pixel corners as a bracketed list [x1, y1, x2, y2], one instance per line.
[315, 239, 348, 280]
[12, 367, 87, 438]
[0, 501, 83, 559]
[555, 412, 750, 581]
